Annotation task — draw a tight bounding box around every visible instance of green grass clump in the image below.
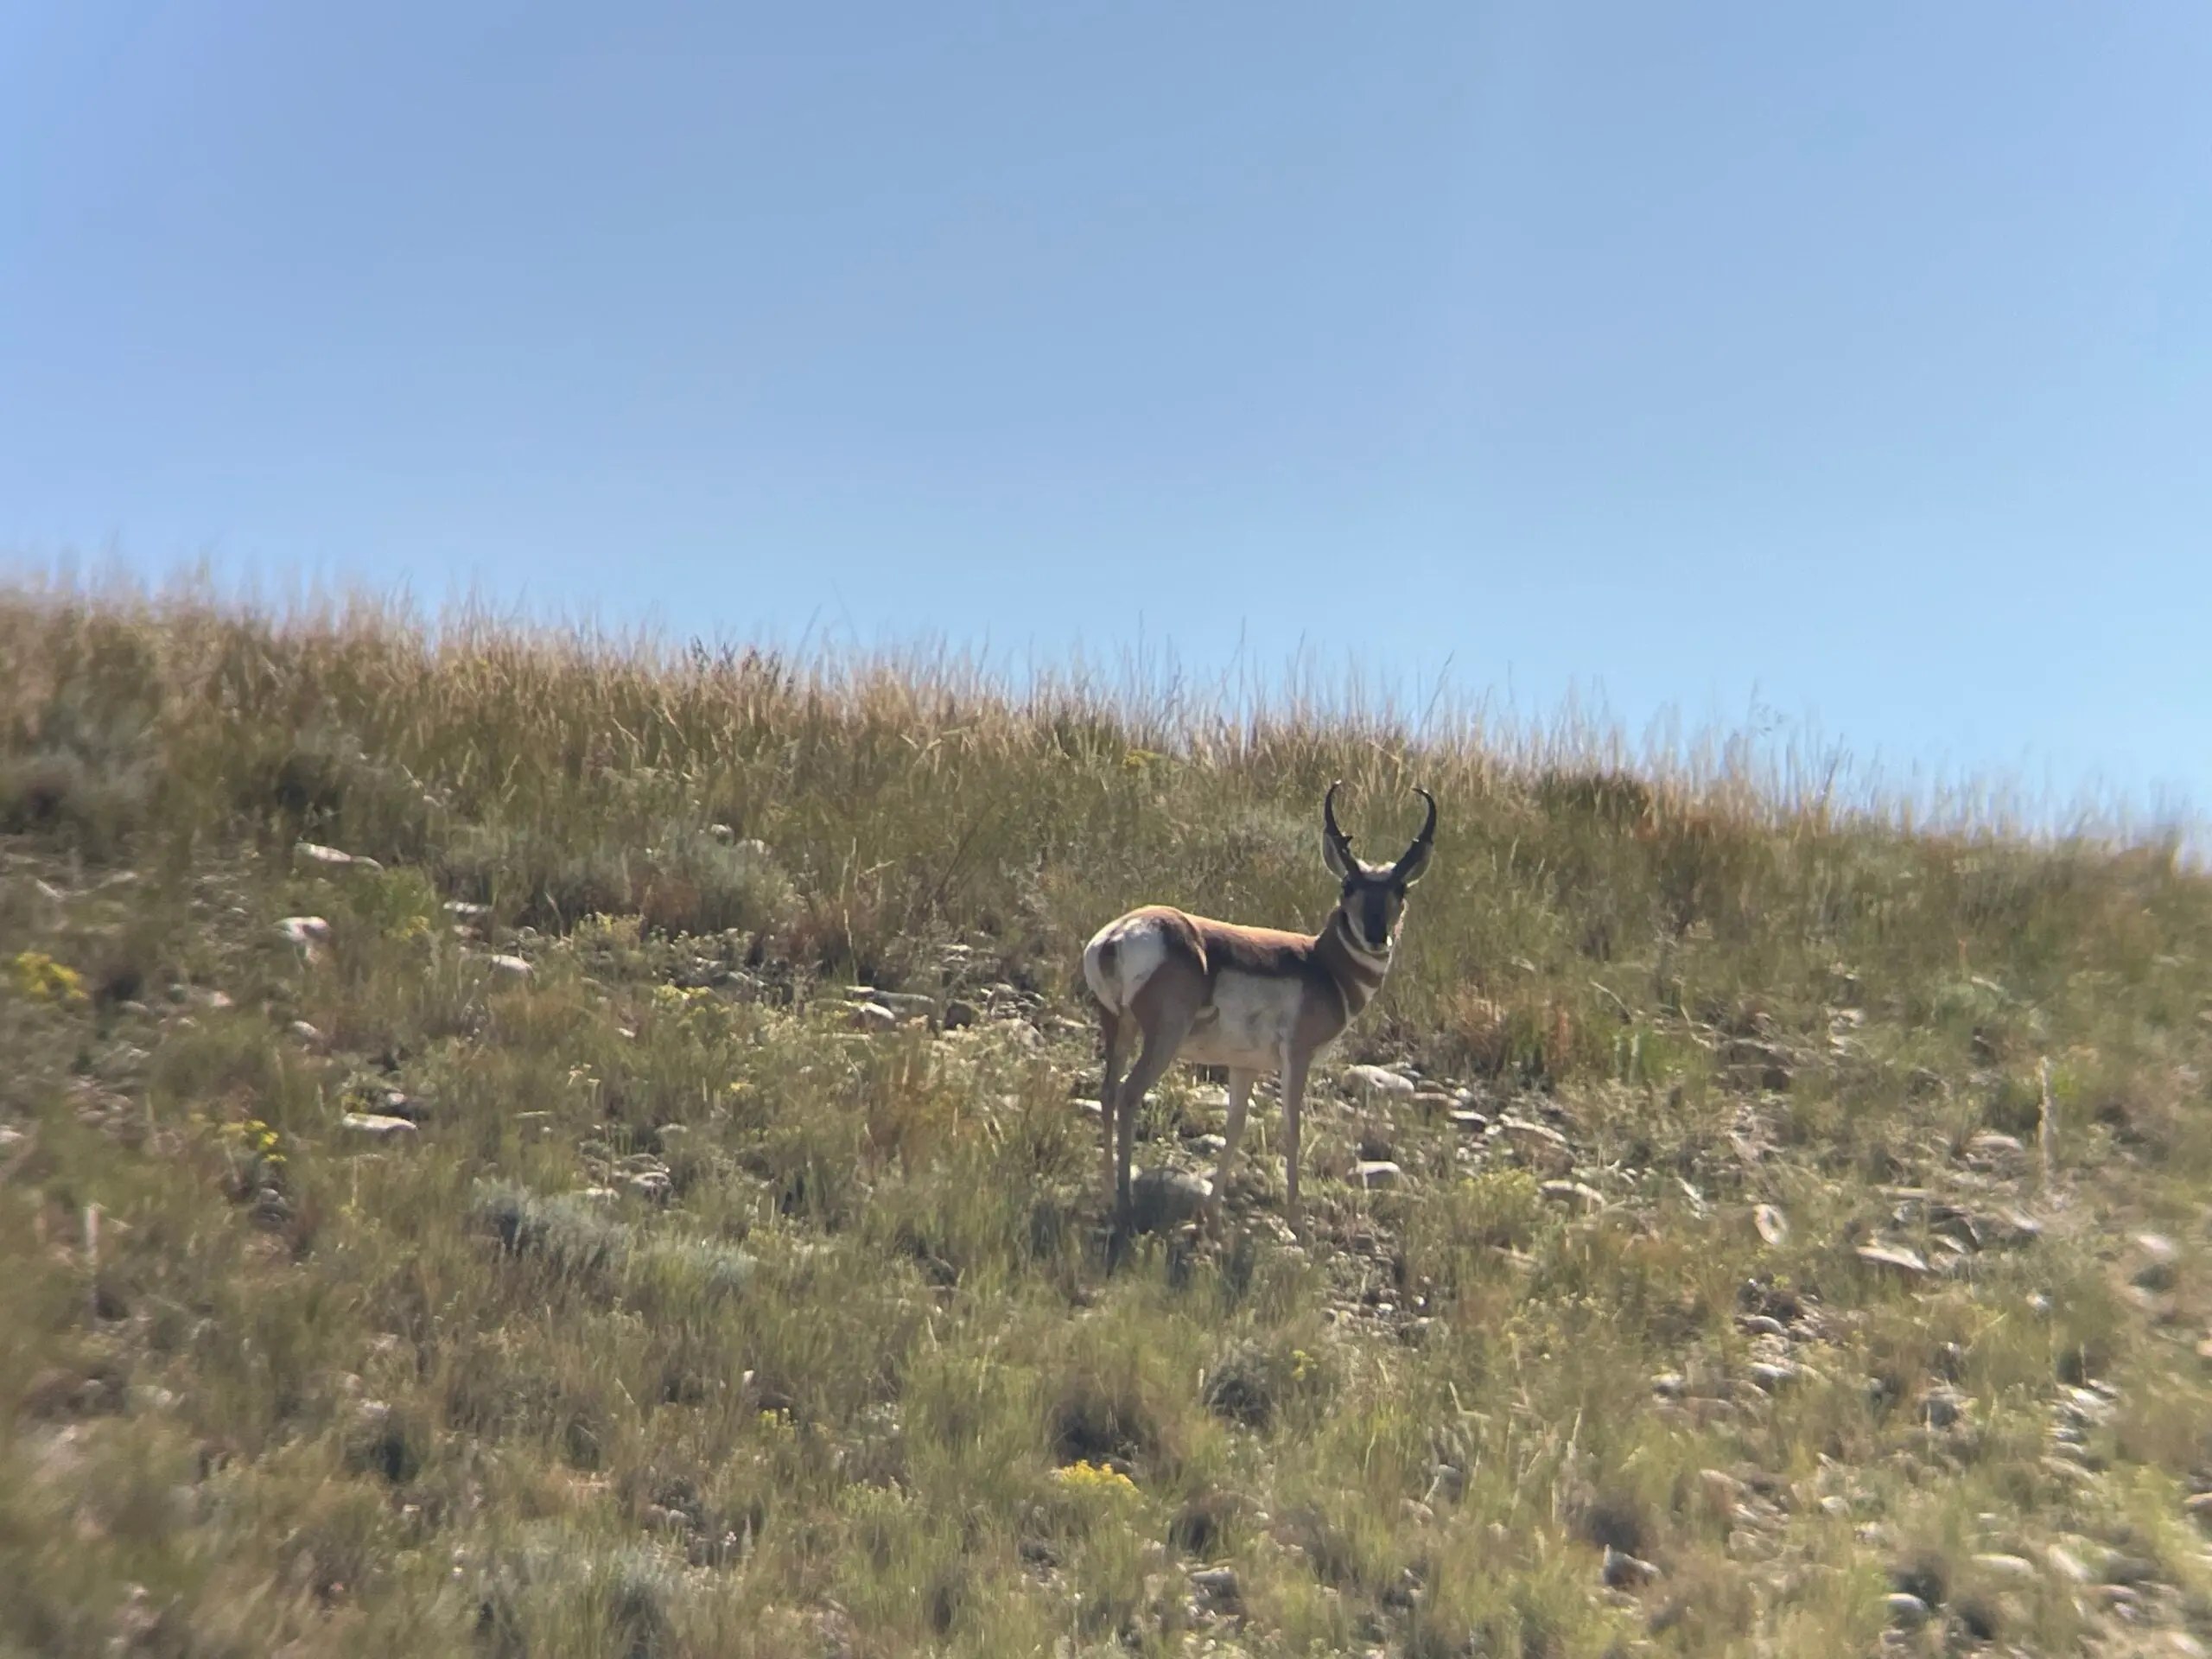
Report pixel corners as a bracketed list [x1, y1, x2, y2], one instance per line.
[3, 578, 2211, 1656]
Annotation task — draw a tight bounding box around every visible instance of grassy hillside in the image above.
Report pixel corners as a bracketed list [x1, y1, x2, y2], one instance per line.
[4, 585, 2211, 1657]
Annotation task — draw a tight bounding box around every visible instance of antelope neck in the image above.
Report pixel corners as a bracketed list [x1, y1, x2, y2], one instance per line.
[1326, 911, 1392, 973]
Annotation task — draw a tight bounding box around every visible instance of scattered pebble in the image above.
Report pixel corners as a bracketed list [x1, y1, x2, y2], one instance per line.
[1883, 1592, 1932, 1629]
[1853, 1243, 1929, 1276]
[1602, 1547, 1661, 1588]
[295, 842, 382, 872]
[2044, 1544, 2089, 1582]
[850, 988, 936, 1017]
[2136, 1235, 2183, 1292]
[1918, 1386, 1967, 1428]
[2103, 1553, 2160, 1587]
[1343, 1065, 1416, 1097]
[1128, 1168, 1212, 1233]
[1189, 1567, 1242, 1607]
[1495, 1116, 1573, 1173]
[376, 1091, 429, 1122]
[1964, 1130, 2026, 1167]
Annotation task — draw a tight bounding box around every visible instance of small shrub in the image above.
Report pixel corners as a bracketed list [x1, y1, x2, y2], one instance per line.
[471, 1179, 632, 1281]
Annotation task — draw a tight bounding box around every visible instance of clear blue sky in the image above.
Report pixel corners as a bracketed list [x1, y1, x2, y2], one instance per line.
[3, 5, 2207, 826]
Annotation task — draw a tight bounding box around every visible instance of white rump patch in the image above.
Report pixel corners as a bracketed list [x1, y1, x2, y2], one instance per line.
[1083, 913, 1171, 1015]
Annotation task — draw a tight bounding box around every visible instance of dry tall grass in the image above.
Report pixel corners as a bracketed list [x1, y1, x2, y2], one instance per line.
[4, 579, 2211, 1656]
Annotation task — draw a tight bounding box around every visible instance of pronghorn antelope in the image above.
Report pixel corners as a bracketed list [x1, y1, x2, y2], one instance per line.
[1082, 782, 1436, 1233]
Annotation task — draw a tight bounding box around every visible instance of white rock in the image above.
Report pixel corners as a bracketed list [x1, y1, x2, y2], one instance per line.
[850, 988, 935, 1017]
[1754, 1204, 1789, 1245]
[1496, 1115, 1568, 1149]
[340, 1113, 417, 1139]
[295, 842, 381, 872]
[1883, 1592, 1930, 1628]
[1189, 1566, 1242, 1605]
[1128, 1167, 1212, 1233]
[1343, 1065, 1417, 1097]
[849, 1001, 899, 1032]
[1354, 1160, 1404, 1190]
[278, 916, 332, 945]
[1854, 1243, 1929, 1276]
[1602, 1547, 1661, 1587]
[1496, 1116, 1574, 1173]
[289, 1020, 327, 1046]
[486, 954, 532, 977]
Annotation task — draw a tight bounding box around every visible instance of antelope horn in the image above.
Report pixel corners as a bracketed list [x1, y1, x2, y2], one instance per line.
[1322, 780, 1357, 868]
[1391, 787, 1438, 876]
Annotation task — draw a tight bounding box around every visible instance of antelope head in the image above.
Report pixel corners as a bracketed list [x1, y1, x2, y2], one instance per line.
[1320, 780, 1437, 955]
